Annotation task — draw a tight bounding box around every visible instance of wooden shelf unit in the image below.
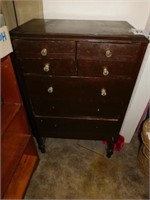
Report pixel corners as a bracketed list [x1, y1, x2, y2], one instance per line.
[1, 55, 39, 199]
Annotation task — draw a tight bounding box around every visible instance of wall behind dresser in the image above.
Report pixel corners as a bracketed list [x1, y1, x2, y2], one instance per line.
[1, 0, 43, 30]
[43, 0, 149, 30]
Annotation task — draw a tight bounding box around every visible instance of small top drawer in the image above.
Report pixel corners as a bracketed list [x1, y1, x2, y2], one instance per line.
[13, 39, 75, 58]
[77, 60, 137, 78]
[18, 58, 77, 76]
[77, 42, 141, 62]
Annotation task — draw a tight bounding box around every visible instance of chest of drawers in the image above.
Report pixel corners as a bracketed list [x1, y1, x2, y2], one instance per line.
[10, 19, 148, 157]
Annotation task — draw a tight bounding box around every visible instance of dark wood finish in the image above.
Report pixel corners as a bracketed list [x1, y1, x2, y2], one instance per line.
[14, 40, 75, 58]
[24, 76, 132, 99]
[24, 75, 131, 118]
[18, 58, 77, 76]
[35, 116, 119, 140]
[1, 55, 39, 199]
[10, 19, 149, 157]
[10, 19, 147, 41]
[78, 60, 137, 77]
[28, 98, 122, 119]
[77, 42, 141, 62]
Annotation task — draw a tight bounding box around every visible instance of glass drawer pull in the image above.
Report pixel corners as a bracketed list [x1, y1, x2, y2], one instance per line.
[41, 48, 47, 56]
[103, 67, 109, 76]
[47, 86, 53, 94]
[43, 63, 50, 72]
[105, 50, 112, 58]
[101, 88, 107, 96]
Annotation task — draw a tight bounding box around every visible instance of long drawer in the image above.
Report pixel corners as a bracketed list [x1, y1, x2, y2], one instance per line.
[28, 97, 122, 119]
[34, 116, 120, 140]
[24, 75, 133, 100]
[23, 75, 132, 118]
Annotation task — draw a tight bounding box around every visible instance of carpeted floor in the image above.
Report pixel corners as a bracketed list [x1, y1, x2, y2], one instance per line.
[25, 134, 149, 199]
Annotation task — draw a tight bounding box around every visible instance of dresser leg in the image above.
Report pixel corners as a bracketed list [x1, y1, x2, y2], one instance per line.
[36, 137, 46, 153]
[106, 137, 115, 158]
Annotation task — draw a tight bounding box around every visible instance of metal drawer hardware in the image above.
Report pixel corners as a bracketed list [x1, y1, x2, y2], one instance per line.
[103, 67, 109, 76]
[47, 86, 53, 93]
[101, 88, 107, 96]
[105, 49, 112, 58]
[41, 48, 47, 56]
[43, 63, 50, 72]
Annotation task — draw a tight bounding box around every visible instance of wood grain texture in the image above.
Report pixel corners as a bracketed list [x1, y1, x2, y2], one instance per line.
[3, 154, 39, 199]
[1, 55, 22, 103]
[10, 19, 148, 42]
[1, 103, 20, 135]
[1, 131, 30, 196]
[1, 55, 39, 199]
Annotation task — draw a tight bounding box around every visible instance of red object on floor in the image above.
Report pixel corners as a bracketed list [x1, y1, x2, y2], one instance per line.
[103, 135, 125, 151]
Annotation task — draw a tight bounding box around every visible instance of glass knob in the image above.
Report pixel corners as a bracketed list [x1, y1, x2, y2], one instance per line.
[41, 48, 47, 56]
[47, 86, 53, 94]
[101, 88, 107, 96]
[43, 63, 50, 72]
[103, 67, 109, 76]
[105, 50, 112, 58]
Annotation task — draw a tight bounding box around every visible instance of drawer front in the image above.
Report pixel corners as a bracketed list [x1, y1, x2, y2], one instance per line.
[24, 76, 133, 101]
[77, 42, 141, 62]
[18, 58, 77, 76]
[29, 97, 122, 119]
[78, 60, 136, 77]
[13, 39, 75, 58]
[35, 117, 119, 140]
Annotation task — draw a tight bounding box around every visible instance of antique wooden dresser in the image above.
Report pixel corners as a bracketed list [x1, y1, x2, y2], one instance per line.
[10, 19, 148, 157]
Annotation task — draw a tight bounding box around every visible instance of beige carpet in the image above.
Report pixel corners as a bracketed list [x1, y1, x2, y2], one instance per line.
[77, 140, 106, 156]
[25, 134, 149, 199]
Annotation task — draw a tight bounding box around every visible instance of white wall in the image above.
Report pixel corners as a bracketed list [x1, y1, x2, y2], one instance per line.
[43, 0, 150, 29]
[120, 44, 150, 142]
[43, 0, 150, 142]
[120, 11, 150, 142]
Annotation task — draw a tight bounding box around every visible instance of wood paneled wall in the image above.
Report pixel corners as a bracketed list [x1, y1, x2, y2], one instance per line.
[1, 1, 17, 30]
[1, 0, 43, 30]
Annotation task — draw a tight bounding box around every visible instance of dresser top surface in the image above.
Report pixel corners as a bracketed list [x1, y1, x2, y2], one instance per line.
[10, 19, 148, 41]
